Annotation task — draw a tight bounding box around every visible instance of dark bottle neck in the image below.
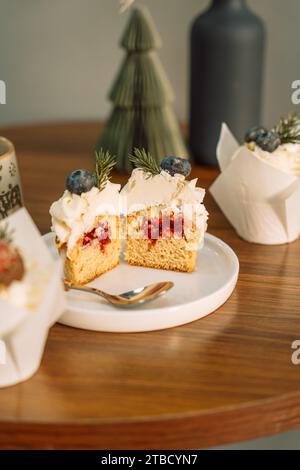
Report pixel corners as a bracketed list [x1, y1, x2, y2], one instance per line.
[211, 0, 246, 9]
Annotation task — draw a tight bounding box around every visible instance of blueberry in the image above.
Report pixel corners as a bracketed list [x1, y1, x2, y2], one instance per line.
[245, 126, 267, 143]
[66, 169, 95, 195]
[160, 157, 191, 177]
[256, 130, 281, 153]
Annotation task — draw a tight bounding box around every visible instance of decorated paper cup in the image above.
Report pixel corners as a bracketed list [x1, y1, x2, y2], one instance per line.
[0, 137, 23, 220]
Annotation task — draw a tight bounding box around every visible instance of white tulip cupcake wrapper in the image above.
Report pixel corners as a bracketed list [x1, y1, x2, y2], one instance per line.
[0, 208, 65, 388]
[210, 124, 300, 245]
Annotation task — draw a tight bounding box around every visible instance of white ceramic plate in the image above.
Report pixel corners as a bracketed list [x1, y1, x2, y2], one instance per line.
[43, 232, 239, 333]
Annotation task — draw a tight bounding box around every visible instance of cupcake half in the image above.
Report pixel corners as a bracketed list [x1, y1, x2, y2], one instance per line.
[50, 152, 121, 285]
[121, 150, 208, 272]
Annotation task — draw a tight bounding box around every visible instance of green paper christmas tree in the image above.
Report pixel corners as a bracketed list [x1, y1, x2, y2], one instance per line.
[97, 5, 188, 171]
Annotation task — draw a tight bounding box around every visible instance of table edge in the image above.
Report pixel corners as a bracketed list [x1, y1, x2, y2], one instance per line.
[1, 391, 300, 449]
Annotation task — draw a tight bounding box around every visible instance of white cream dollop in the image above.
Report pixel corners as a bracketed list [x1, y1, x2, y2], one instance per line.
[0, 279, 29, 307]
[252, 143, 300, 176]
[121, 169, 206, 214]
[50, 182, 121, 253]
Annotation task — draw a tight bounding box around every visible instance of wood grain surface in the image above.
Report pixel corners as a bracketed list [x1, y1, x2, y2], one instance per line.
[0, 122, 299, 450]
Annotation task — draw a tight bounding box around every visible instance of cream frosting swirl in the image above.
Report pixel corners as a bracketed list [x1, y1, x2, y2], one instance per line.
[121, 169, 206, 214]
[252, 143, 300, 176]
[50, 183, 121, 252]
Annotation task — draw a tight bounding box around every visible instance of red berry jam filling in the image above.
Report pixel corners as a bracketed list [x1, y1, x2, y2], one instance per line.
[82, 222, 111, 251]
[141, 214, 184, 245]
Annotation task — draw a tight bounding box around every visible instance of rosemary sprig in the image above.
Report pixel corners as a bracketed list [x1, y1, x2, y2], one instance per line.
[94, 149, 117, 191]
[129, 148, 160, 176]
[275, 113, 300, 144]
[0, 223, 14, 244]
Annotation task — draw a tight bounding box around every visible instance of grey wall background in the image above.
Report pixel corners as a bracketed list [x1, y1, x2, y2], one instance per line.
[0, 0, 299, 127]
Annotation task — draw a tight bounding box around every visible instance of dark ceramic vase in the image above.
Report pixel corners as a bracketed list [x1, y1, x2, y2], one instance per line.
[189, 0, 266, 166]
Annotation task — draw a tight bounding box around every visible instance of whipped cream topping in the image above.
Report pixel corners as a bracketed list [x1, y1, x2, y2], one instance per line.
[252, 143, 300, 176]
[50, 182, 121, 253]
[0, 278, 28, 307]
[121, 169, 206, 214]
[50, 170, 208, 254]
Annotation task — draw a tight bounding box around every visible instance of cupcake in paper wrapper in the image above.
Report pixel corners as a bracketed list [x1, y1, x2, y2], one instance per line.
[0, 208, 65, 388]
[210, 122, 300, 245]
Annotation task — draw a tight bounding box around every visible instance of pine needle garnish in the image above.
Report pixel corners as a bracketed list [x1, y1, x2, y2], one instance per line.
[275, 112, 300, 144]
[94, 149, 117, 191]
[129, 148, 160, 176]
[0, 223, 14, 244]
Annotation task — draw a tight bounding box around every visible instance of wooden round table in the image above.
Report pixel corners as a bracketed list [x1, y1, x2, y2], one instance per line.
[0, 123, 300, 449]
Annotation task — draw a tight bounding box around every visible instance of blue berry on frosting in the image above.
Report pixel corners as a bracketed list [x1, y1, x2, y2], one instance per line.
[245, 126, 267, 144]
[256, 130, 281, 153]
[160, 157, 191, 178]
[66, 169, 95, 195]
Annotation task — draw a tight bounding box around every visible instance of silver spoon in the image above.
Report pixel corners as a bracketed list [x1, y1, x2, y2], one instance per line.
[64, 280, 174, 308]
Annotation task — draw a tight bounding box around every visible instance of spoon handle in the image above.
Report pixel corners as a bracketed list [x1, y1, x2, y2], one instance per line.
[65, 283, 111, 302]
